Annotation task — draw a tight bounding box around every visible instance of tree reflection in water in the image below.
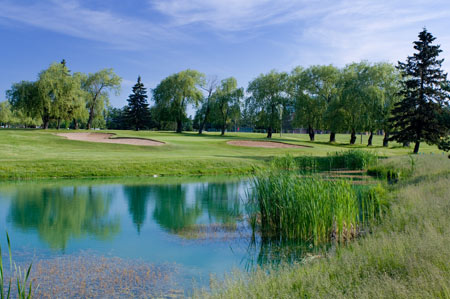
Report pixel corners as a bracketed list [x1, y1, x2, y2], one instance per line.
[8, 186, 120, 250]
[123, 185, 152, 234]
[150, 182, 244, 236]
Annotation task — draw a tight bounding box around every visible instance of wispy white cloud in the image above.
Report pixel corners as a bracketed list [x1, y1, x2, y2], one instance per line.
[0, 0, 183, 50]
[293, 0, 450, 67]
[149, 0, 326, 31]
[1, 0, 449, 70]
[149, 0, 450, 69]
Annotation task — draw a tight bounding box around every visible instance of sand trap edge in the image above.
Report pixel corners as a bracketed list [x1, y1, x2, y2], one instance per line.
[226, 140, 309, 149]
[56, 132, 165, 146]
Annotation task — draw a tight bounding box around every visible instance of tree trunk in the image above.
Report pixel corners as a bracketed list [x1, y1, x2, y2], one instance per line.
[267, 127, 272, 139]
[308, 125, 315, 141]
[403, 142, 410, 147]
[350, 129, 356, 144]
[42, 115, 50, 130]
[57, 119, 61, 130]
[176, 119, 183, 133]
[221, 125, 226, 136]
[383, 132, 389, 147]
[367, 131, 373, 146]
[413, 141, 420, 154]
[199, 105, 211, 135]
[329, 132, 336, 143]
[87, 107, 94, 130]
[74, 119, 79, 130]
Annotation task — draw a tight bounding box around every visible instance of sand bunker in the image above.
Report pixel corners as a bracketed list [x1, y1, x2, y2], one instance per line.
[57, 132, 165, 146]
[227, 140, 306, 148]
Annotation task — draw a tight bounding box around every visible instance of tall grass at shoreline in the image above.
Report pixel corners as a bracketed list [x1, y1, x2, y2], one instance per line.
[247, 171, 384, 244]
[197, 155, 450, 298]
[271, 150, 378, 172]
[0, 232, 33, 299]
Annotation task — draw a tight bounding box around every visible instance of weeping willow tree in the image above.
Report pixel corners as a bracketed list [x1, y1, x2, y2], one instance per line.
[153, 69, 205, 133]
[361, 63, 401, 146]
[7, 61, 87, 129]
[210, 77, 243, 136]
[247, 70, 289, 138]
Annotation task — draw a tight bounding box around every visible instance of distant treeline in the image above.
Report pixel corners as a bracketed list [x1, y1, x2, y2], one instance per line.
[1, 29, 449, 153]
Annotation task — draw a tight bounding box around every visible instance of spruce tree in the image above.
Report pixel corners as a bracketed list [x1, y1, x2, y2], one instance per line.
[389, 28, 450, 153]
[126, 76, 150, 131]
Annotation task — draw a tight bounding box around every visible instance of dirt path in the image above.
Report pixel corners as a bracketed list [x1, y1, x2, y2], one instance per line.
[56, 132, 165, 146]
[227, 140, 306, 148]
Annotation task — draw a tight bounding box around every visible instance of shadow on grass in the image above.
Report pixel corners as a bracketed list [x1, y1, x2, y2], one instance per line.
[213, 155, 272, 162]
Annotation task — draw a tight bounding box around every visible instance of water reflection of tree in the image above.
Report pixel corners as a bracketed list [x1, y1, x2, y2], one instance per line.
[194, 182, 242, 224]
[8, 186, 120, 250]
[152, 185, 202, 233]
[123, 185, 152, 233]
[151, 182, 243, 235]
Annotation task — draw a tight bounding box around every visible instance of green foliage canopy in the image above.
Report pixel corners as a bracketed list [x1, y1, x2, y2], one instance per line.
[247, 70, 289, 138]
[153, 69, 205, 133]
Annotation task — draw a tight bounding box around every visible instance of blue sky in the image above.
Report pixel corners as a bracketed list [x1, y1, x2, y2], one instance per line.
[1, 0, 450, 110]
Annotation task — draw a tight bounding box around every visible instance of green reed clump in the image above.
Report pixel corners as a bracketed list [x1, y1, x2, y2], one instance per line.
[0, 232, 33, 299]
[354, 184, 387, 224]
[271, 150, 378, 172]
[248, 171, 385, 244]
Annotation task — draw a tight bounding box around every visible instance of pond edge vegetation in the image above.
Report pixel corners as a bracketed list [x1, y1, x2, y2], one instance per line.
[247, 150, 387, 245]
[196, 154, 450, 298]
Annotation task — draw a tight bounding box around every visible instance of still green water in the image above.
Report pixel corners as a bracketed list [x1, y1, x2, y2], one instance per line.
[0, 176, 312, 297]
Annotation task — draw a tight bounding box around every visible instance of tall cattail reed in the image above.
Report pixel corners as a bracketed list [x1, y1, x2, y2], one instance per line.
[248, 171, 384, 244]
[271, 150, 378, 172]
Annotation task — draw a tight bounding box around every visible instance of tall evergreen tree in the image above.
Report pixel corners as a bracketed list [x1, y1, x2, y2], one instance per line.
[126, 76, 150, 131]
[389, 29, 450, 153]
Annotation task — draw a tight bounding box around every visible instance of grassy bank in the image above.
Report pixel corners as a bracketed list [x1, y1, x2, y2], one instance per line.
[0, 129, 445, 180]
[197, 155, 450, 298]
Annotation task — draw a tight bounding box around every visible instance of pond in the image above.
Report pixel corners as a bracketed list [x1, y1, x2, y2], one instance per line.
[0, 176, 319, 298]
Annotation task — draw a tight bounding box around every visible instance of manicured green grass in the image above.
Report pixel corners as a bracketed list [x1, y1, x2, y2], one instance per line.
[196, 155, 450, 298]
[0, 129, 445, 179]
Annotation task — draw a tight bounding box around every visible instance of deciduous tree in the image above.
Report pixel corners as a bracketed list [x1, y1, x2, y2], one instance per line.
[198, 75, 218, 134]
[247, 70, 289, 138]
[81, 69, 121, 130]
[153, 69, 204, 133]
[211, 77, 243, 136]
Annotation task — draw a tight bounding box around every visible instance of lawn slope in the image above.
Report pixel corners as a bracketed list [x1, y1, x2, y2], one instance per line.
[0, 129, 444, 179]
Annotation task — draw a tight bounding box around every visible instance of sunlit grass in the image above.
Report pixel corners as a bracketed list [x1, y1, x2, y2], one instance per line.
[0, 129, 445, 179]
[196, 155, 450, 298]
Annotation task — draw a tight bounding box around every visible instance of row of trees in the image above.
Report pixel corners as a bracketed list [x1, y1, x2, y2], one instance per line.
[4, 60, 121, 130]
[103, 62, 401, 146]
[2, 29, 449, 153]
